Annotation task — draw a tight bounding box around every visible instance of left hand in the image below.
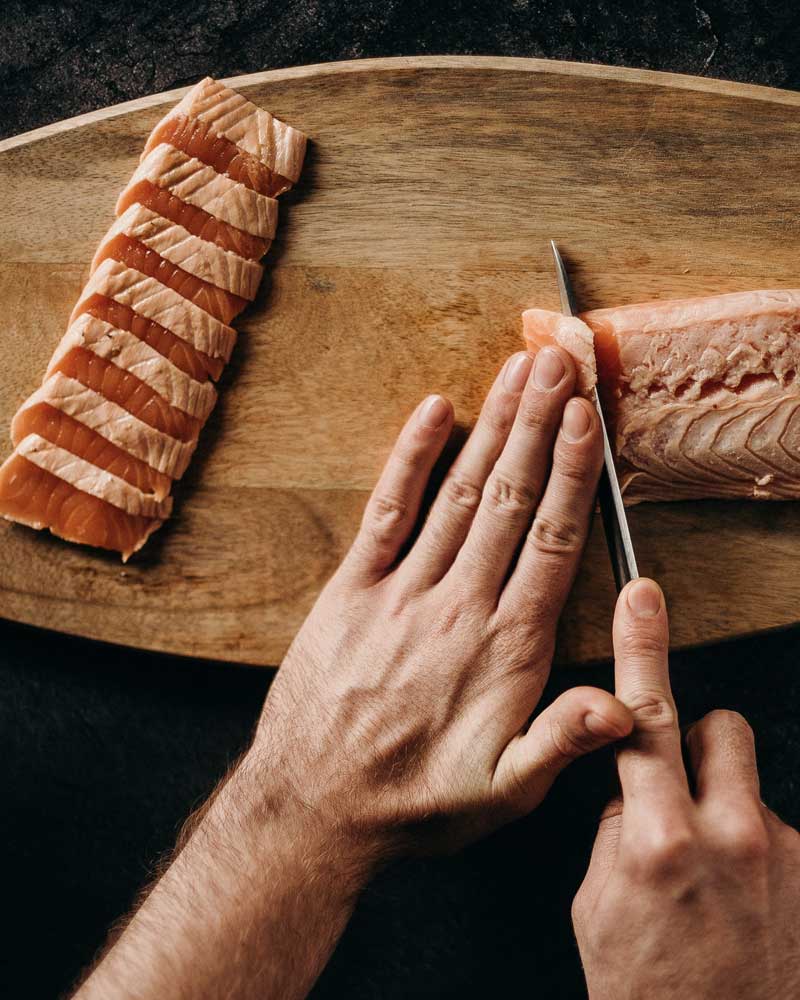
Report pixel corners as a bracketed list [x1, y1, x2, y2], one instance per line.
[244, 347, 633, 861]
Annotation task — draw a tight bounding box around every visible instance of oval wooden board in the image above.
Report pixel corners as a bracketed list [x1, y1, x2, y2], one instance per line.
[2, 56, 800, 667]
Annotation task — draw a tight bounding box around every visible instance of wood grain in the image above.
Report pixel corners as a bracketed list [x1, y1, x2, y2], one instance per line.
[1, 56, 800, 667]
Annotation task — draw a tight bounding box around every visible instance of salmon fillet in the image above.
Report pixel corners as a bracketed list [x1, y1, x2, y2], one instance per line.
[73, 259, 237, 364]
[523, 290, 800, 502]
[116, 181, 270, 261]
[163, 77, 306, 185]
[0, 449, 162, 559]
[0, 77, 306, 558]
[48, 315, 218, 421]
[119, 144, 278, 240]
[94, 204, 263, 300]
[14, 375, 196, 479]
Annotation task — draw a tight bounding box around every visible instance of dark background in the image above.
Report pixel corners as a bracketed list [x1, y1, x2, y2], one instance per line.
[3, 2, 800, 997]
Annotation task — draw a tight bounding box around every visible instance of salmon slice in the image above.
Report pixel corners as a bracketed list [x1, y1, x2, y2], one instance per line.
[49, 345, 201, 443]
[116, 181, 270, 261]
[93, 204, 263, 300]
[143, 113, 290, 197]
[73, 259, 237, 364]
[119, 144, 278, 240]
[0, 448, 162, 560]
[92, 232, 248, 325]
[523, 291, 800, 502]
[11, 401, 172, 501]
[75, 293, 224, 382]
[163, 77, 306, 186]
[522, 310, 597, 397]
[15, 374, 196, 479]
[48, 315, 218, 421]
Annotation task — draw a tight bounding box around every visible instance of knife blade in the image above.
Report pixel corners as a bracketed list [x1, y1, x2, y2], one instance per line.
[549, 240, 639, 590]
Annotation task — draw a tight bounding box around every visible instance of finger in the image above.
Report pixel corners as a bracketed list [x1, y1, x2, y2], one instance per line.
[613, 578, 692, 816]
[453, 346, 576, 593]
[399, 352, 532, 589]
[686, 709, 762, 808]
[493, 686, 633, 814]
[501, 396, 603, 621]
[341, 394, 453, 583]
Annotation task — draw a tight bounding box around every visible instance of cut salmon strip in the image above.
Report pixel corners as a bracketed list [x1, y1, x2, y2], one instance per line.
[92, 233, 248, 325]
[11, 401, 172, 501]
[48, 315, 218, 421]
[163, 77, 306, 186]
[523, 290, 800, 502]
[75, 293, 224, 382]
[14, 374, 196, 479]
[119, 144, 278, 240]
[116, 181, 270, 261]
[143, 113, 290, 197]
[49, 345, 201, 443]
[73, 259, 237, 364]
[522, 310, 597, 397]
[0, 449, 162, 560]
[94, 204, 263, 300]
[16, 434, 172, 520]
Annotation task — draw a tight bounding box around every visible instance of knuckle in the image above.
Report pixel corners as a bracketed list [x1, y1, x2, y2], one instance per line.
[625, 690, 677, 731]
[528, 511, 584, 556]
[632, 824, 696, 881]
[486, 471, 536, 515]
[516, 399, 554, 434]
[360, 493, 408, 550]
[705, 708, 753, 739]
[441, 474, 483, 514]
[717, 814, 770, 863]
[619, 621, 667, 659]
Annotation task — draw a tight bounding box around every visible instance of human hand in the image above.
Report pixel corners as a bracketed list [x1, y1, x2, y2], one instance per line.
[572, 578, 800, 999]
[243, 347, 633, 864]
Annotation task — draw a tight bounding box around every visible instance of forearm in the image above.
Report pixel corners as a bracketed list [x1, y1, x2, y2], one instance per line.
[74, 752, 375, 1000]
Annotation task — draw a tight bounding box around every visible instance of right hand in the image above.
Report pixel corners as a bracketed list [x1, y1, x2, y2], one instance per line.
[572, 577, 800, 999]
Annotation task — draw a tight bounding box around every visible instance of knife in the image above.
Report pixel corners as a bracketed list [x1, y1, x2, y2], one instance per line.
[549, 241, 639, 590]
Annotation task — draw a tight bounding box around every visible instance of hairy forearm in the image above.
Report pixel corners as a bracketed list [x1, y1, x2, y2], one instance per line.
[74, 751, 375, 1000]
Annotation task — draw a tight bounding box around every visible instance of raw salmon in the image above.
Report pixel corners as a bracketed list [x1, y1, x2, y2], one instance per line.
[15, 375, 197, 479]
[73, 259, 238, 364]
[523, 290, 800, 502]
[119, 144, 278, 240]
[116, 181, 270, 261]
[162, 77, 306, 186]
[0, 448, 163, 559]
[94, 204, 263, 300]
[0, 77, 307, 558]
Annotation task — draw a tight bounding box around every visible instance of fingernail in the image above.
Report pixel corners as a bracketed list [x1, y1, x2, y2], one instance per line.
[419, 394, 449, 429]
[562, 398, 592, 441]
[627, 578, 662, 618]
[585, 712, 626, 738]
[503, 353, 533, 393]
[533, 348, 566, 390]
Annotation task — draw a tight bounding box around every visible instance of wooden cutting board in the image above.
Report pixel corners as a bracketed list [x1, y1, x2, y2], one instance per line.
[2, 56, 800, 667]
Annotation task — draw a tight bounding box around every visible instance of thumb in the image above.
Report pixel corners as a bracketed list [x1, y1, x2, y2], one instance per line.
[494, 686, 633, 813]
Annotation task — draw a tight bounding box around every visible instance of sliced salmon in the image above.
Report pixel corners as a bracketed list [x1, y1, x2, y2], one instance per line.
[522, 310, 597, 397]
[11, 401, 172, 501]
[15, 374, 196, 479]
[94, 204, 263, 301]
[48, 315, 218, 421]
[523, 291, 800, 502]
[75, 293, 224, 382]
[119, 144, 278, 240]
[163, 77, 306, 186]
[116, 181, 270, 262]
[73, 259, 237, 364]
[92, 232, 248, 325]
[0, 447, 162, 560]
[143, 113, 289, 197]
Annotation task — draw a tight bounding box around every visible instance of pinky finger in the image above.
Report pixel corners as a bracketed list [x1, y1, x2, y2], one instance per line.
[340, 394, 453, 584]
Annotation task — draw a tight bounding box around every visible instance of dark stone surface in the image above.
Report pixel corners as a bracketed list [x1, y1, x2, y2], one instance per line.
[2, 2, 800, 997]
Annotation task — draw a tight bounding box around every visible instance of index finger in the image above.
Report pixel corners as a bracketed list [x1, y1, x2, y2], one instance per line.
[613, 578, 691, 817]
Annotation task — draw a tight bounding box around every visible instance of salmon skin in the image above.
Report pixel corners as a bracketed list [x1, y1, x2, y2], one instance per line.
[0, 78, 307, 558]
[523, 290, 800, 503]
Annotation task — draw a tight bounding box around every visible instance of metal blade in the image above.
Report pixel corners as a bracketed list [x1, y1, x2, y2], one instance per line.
[549, 241, 639, 590]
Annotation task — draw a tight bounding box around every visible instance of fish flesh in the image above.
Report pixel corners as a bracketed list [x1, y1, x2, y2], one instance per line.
[0, 78, 306, 558]
[523, 290, 800, 502]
